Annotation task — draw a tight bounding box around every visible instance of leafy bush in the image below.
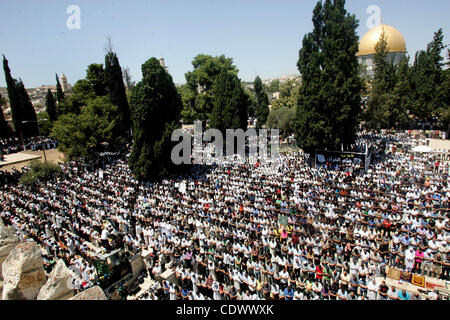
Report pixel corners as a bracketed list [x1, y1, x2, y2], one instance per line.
[51, 96, 123, 160]
[19, 160, 62, 186]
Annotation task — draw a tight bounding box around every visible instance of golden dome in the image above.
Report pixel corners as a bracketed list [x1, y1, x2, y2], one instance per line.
[357, 24, 406, 56]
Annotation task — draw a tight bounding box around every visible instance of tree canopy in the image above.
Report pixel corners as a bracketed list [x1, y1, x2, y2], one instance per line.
[254, 76, 269, 128]
[271, 79, 301, 110]
[51, 96, 123, 160]
[3, 55, 22, 136]
[57, 79, 92, 115]
[295, 0, 362, 154]
[364, 32, 399, 129]
[129, 57, 183, 181]
[15, 79, 39, 138]
[86, 63, 107, 96]
[410, 29, 446, 125]
[266, 107, 296, 135]
[45, 89, 58, 122]
[210, 69, 249, 135]
[181, 54, 239, 123]
[105, 50, 131, 131]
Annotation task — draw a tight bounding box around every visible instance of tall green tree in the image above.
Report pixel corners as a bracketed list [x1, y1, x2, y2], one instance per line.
[254, 76, 269, 128]
[56, 73, 65, 103]
[3, 55, 22, 136]
[388, 56, 412, 129]
[210, 69, 249, 134]
[365, 32, 398, 129]
[436, 49, 450, 133]
[86, 64, 107, 96]
[129, 58, 183, 181]
[104, 50, 131, 131]
[295, 0, 362, 154]
[45, 89, 58, 122]
[3, 56, 37, 138]
[16, 79, 38, 138]
[410, 29, 445, 124]
[182, 54, 239, 123]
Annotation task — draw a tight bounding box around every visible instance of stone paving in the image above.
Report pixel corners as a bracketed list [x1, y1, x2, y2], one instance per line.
[0, 152, 41, 168]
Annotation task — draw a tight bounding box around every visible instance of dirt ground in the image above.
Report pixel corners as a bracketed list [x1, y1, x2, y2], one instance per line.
[0, 149, 65, 172]
[428, 138, 450, 151]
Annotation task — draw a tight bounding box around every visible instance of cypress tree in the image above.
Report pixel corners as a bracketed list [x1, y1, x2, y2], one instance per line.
[2, 55, 22, 136]
[16, 79, 38, 138]
[45, 89, 58, 122]
[388, 56, 412, 129]
[56, 73, 65, 102]
[104, 51, 131, 131]
[295, 0, 362, 154]
[410, 29, 445, 124]
[254, 76, 269, 128]
[365, 32, 398, 129]
[129, 58, 183, 181]
[437, 64, 450, 135]
[210, 69, 249, 135]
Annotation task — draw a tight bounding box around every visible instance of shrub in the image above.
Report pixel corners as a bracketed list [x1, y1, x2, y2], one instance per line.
[19, 160, 62, 186]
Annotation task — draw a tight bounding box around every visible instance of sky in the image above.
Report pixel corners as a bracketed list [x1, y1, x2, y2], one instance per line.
[0, 0, 449, 88]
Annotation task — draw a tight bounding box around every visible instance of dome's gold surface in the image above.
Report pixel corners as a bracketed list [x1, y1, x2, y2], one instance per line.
[357, 24, 406, 56]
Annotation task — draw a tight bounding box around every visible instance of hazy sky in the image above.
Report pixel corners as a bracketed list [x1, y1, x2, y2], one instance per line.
[0, 0, 449, 88]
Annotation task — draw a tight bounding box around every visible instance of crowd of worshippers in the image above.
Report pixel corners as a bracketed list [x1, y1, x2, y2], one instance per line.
[0, 131, 449, 300]
[0, 136, 58, 158]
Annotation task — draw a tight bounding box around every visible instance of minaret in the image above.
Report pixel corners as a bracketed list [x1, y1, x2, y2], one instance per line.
[60, 73, 70, 92]
[159, 57, 168, 72]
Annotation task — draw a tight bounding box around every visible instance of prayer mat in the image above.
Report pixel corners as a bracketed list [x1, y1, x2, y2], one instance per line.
[387, 267, 401, 280]
[400, 271, 412, 282]
[411, 274, 425, 287]
[425, 282, 444, 290]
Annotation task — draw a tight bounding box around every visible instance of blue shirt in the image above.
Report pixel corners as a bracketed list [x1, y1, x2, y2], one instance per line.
[181, 288, 190, 299]
[284, 288, 294, 300]
[398, 291, 410, 300]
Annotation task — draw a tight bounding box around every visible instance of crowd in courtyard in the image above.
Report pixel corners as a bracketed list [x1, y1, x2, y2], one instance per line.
[0, 131, 449, 300]
[0, 136, 58, 159]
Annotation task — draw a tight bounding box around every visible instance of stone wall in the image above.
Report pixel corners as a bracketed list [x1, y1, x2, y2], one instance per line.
[2, 241, 47, 300]
[37, 259, 75, 300]
[69, 285, 107, 300]
[0, 221, 20, 282]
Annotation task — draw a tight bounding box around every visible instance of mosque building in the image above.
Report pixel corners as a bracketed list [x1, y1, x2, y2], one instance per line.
[357, 24, 407, 79]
